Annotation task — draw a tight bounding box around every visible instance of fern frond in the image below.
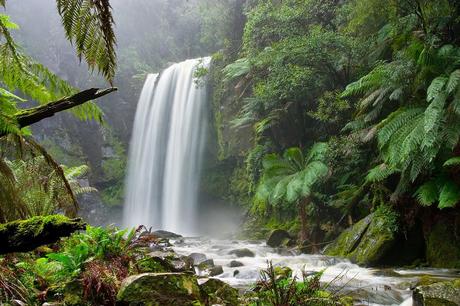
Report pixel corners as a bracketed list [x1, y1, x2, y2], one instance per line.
[366, 163, 398, 183]
[73, 186, 98, 195]
[443, 157, 460, 167]
[56, 0, 117, 82]
[415, 180, 439, 206]
[378, 107, 424, 148]
[447, 70, 460, 94]
[223, 58, 250, 81]
[426, 76, 447, 102]
[439, 180, 460, 209]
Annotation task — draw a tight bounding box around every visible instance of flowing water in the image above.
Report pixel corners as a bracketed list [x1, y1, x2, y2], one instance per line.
[172, 237, 459, 306]
[123, 58, 210, 234]
[124, 57, 459, 305]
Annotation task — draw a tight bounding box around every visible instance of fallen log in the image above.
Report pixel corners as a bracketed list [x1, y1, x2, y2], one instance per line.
[0, 215, 86, 254]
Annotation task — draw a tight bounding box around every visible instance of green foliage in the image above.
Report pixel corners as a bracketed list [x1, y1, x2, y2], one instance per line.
[2, 225, 149, 305]
[254, 143, 329, 214]
[56, 0, 116, 82]
[415, 175, 460, 209]
[243, 262, 348, 306]
[373, 204, 399, 233]
[0, 13, 104, 127]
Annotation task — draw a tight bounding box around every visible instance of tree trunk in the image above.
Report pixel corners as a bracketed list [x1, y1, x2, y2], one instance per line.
[298, 198, 309, 242]
[0, 87, 117, 138]
[0, 215, 86, 254]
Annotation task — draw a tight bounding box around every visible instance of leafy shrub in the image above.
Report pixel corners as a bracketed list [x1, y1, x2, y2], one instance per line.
[2, 225, 161, 305]
[245, 262, 349, 306]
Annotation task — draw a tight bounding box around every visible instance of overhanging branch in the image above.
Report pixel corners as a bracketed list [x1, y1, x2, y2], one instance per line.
[10, 87, 117, 134]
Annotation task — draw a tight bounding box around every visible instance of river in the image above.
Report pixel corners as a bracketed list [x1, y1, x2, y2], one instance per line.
[172, 237, 459, 306]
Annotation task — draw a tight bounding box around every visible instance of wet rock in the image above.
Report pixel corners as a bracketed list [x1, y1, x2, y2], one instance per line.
[426, 221, 460, 269]
[325, 212, 397, 266]
[324, 214, 373, 256]
[233, 270, 240, 277]
[229, 260, 244, 267]
[117, 273, 201, 305]
[228, 248, 255, 258]
[153, 230, 183, 239]
[137, 256, 169, 273]
[267, 229, 292, 248]
[188, 252, 207, 265]
[197, 259, 215, 270]
[146, 252, 193, 273]
[200, 278, 239, 306]
[208, 265, 224, 276]
[413, 280, 460, 306]
[171, 256, 194, 272]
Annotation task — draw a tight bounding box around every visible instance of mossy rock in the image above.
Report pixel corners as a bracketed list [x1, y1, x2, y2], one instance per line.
[324, 214, 373, 257]
[117, 273, 202, 306]
[413, 280, 460, 306]
[200, 278, 239, 306]
[324, 212, 397, 266]
[426, 222, 460, 269]
[136, 256, 169, 273]
[349, 213, 396, 265]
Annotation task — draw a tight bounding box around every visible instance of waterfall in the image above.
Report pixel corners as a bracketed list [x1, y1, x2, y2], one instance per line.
[123, 57, 210, 235]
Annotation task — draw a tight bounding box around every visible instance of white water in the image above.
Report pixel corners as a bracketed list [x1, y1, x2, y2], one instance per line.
[172, 237, 459, 306]
[123, 58, 210, 235]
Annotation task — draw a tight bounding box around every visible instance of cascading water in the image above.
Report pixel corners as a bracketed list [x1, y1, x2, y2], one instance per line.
[123, 57, 210, 235]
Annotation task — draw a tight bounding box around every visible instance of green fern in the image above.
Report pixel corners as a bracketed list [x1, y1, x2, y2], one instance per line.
[366, 163, 398, 183]
[255, 143, 329, 212]
[56, 0, 117, 83]
[0, 13, 104, 124]
[443, 157, 460, 167]
[223, 57, 251, 82]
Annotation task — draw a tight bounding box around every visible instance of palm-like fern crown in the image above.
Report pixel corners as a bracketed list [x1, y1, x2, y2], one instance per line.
[254, 143, 329, 213]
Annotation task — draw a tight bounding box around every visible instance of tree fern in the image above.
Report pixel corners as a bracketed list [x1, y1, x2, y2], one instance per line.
[255, 143, 328, 210]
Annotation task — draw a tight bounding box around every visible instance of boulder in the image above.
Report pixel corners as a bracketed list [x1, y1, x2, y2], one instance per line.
[144, 253, 193, 273]
[228, 248, 255, 258]
[208, 265, 224, 276]
[324, 214, 373, 257]
[152, 230, 182, 239]
[325, 212, 397, 266]
[229, 260, 244, 267]
[188, 252, 207, 265]
[197, 259, 215, 270]
[266, 229, 292, 248]
[413, 280, 460, 306]
[170, 256, 194, 272]
[426, 222, 460, 269]
[200, 278, 239, 306]
[136, 256, 169, 273]
[117, 273, 201, 306]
